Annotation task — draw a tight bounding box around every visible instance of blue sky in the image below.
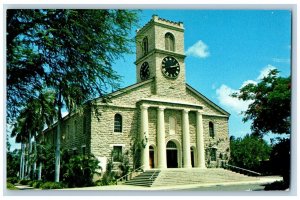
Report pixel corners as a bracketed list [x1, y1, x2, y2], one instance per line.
[113, 10, 291, 142]
[8, 9, 291, 151]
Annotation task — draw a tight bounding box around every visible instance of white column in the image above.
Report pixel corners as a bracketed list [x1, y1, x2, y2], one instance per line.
[196, 110, 206, 169]
[182, 109, 192, 168]
[140, 104, 149, 170]
[157, 106, 167, 169]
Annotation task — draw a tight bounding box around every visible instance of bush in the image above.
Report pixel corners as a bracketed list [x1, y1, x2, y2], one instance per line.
[28, 180, 34, 187]
[40, 182, 64, 189]
[19, 179, 31, 185]
[101, 171, 116, 186]
[32, 181, 44, 188]
[7, 177, 19, 184]
[61, 152, 100, 188]
[7, 182, 18, 190]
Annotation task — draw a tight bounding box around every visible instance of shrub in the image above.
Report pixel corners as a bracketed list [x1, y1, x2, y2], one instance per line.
[7, 177, 19, 184]
[7, 182, 18, 190]
[32, 181, 44, 188]
[61, 153, 100, 188]
[19, 179, 30, 185]
[40, 182, 64, 189]
[100, 157, 116, 186]
[28, 180, 34, 187]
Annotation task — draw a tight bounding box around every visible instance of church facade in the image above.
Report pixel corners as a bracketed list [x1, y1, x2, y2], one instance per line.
[43, 15, 230, 172]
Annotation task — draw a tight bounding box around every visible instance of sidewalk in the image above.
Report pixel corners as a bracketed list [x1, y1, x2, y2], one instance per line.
[58, 176, 283, 191]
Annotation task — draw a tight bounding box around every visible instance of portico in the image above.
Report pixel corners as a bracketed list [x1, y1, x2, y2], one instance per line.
[139, 99, 206, 170]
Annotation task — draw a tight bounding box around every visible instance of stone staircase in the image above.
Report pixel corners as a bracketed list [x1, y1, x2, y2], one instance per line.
[124, 168, 259, 187]
[124, 169, 161, 187]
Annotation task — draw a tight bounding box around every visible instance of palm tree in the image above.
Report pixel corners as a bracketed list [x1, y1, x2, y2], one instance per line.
[12, 108, 33, 179]
[34, 90, 56, 180]
[11, 90, 56, 180]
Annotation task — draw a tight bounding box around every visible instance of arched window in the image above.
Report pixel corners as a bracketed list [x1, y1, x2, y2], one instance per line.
[143, 37, 148, 55]
[209, 122, 215, 138]
[166, 141, 177, 149]
[114, 114, 122, 132]
[165, 33, 175, 51]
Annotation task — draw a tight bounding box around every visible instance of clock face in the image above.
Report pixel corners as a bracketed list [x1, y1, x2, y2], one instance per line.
[140, 62, 150, 81]
[161, 56, 180, 79]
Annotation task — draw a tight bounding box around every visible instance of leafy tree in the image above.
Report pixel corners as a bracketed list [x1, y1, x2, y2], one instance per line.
[7, 9, 139, 182]
[232, 69, 291, 136]
[232, 69, 291, 186]
[229, 134, 271, 172]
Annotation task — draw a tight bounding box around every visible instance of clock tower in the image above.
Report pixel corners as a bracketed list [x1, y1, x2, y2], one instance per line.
[135, 15, 186, 98]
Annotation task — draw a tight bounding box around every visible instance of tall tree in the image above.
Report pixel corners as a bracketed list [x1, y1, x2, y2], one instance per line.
[7, 9, 139, 182]
[11, 90, 56, 180]
[232, 69, 291, 186]
[232, 69, 291, 136]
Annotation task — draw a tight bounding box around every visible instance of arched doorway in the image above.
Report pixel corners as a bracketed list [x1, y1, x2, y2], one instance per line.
[166, 141, 178, 168]
[190, 147, 196, 167]
[149, 145, 155, 168]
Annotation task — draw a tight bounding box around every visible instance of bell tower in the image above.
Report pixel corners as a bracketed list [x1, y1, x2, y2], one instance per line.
[135, 15, 186, 98]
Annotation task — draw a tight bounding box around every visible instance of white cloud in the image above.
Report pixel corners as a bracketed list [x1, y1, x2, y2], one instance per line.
[257, 64, 276, 80]
[216, 65, 279, 115]
[240, 80, 257, 88]
[185, 40, 210, 58]
[216, 84, 253, 114]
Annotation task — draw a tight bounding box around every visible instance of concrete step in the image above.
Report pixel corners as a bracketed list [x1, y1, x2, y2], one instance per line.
[124, 170, 161, 187]
[124, 168, 259, 187]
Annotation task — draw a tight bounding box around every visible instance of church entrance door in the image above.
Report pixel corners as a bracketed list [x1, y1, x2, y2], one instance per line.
[166, 141, 178, 168]
[149, 146, 154, 168]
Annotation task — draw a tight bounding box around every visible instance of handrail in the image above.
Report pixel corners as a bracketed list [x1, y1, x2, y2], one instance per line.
[116, 165, 144, 185]
[149, 170, 157, 180]
[225, 164, 261, 176]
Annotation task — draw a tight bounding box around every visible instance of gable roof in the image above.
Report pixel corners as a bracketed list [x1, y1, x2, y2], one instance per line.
[186, 84, 230, 117]
[91, 78, 154, 103]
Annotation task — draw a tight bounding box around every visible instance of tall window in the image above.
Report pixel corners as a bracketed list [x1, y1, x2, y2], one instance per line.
[143, 37, 148, 55]
[209, 122, 215, 138]
[165, 33, 175, 51]
[210, 148, 217, 161]
[114, 114, 122, 132]
[112, 146, 122, 162]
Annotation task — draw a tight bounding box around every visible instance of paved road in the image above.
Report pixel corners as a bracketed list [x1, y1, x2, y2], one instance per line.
[11, 176, 283, 192]
[176, 183, 266, 191]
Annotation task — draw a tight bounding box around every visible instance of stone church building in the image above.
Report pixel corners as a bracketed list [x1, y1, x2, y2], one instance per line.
[43, 15, 230, 172]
